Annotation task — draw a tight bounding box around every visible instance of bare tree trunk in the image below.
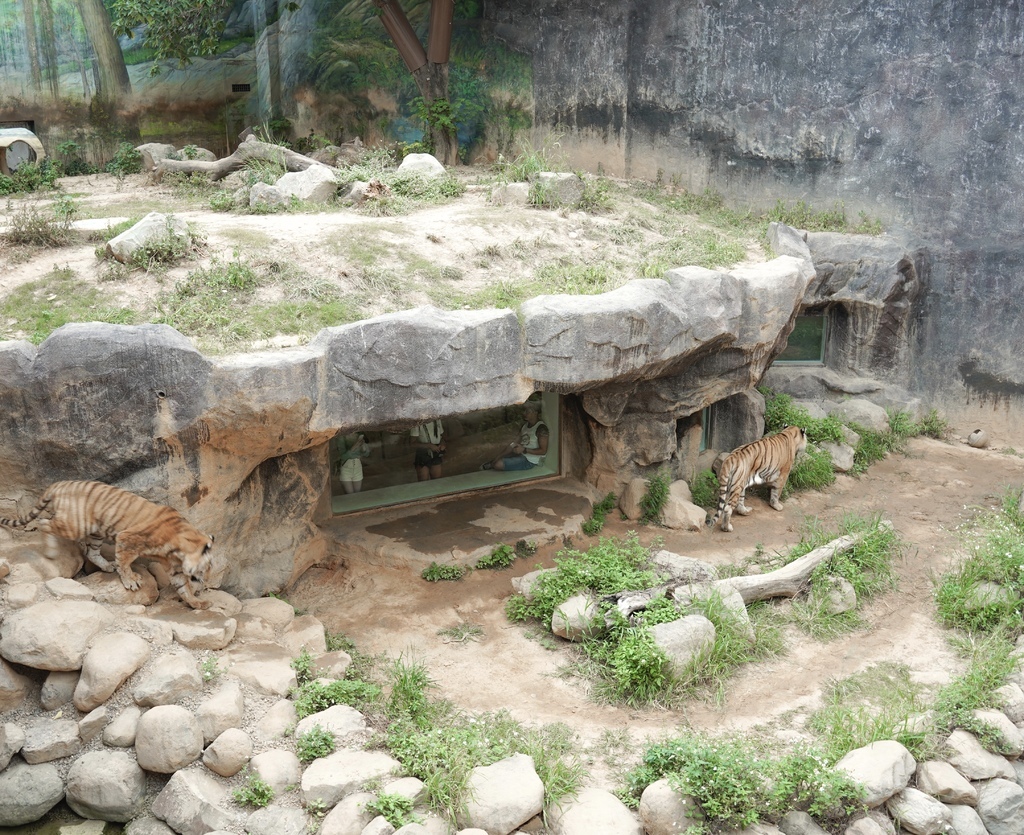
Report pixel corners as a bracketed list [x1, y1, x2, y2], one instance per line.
[151, 136, 323, 182]
[22, 0, 42, 92]
[75, 0, 131, 103]
[413, 60, 457, 165]
[37, 0, 60, 98]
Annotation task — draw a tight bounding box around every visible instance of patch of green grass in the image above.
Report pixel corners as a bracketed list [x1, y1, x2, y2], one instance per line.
[291, 678, 382, 719]
[385, 697, 585, 822]
[366, 793, 421, 828]
[437, 623, 484, 644]
[505, 533, 661, 626]
[932, 632, 1017, 752]
[639, 229, 748, 275]
[3, 195, 78, 247]
[619, 732, 864, 826]
[786, 444, 837, 496]
[807, 663, 932, 760]
[935, 489, 1024, 635]
[0, 268, 138, 343]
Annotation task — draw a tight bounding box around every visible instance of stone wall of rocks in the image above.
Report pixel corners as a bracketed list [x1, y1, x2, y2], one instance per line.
[3, 546, 1024, 835]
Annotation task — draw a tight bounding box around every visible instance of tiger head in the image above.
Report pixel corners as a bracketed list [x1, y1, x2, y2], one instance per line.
[177, 530, 223, 591]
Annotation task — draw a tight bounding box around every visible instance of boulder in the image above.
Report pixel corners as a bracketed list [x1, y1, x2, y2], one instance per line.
[65, 750, 147, 822]
[132, 651, 203, 706]
[301, 749, 403, 809]
[135, 705, 204, 772]
[196, 679, 246, 744]
[0, 760, 65, 826]
[105, 212, 191, 264]
[0, 658, 31, 711]
[397, 153, 446, 177]
[459, 753, 544, 833]
[0, 600, 114, 670]
[74, 631, 151, 711]
[202, 727, 252, 777]
[650, 615, 716, 676]
[21, 717, 81, 763]
[547, 786, 643, 834]
[151, 769, 241, 835]
[275, 163, 339, 203]
[638, 778, 704, 834]
[834, 740, 916, 807]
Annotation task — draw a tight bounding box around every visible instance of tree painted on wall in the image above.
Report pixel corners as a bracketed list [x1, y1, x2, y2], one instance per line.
[75, 0, 131, 105]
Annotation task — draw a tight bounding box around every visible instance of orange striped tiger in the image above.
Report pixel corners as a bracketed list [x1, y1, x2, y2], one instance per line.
[707, 425, 808, 532]
[0, 480, 220, 609]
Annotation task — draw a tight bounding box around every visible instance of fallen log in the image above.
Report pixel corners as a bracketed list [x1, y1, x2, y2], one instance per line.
[152, 136, 323, 183]
[716, 525, 889, 604]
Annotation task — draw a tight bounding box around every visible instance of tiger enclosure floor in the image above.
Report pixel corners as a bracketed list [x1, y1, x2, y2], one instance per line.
[290, 428, 1024, 788]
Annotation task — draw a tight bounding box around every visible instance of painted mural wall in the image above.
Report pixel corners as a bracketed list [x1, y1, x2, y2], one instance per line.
[0, 0, 533, 164]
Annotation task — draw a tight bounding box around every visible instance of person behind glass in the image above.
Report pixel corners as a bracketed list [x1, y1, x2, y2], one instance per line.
[337, 433, 370, 494]
[481, 401, 548, 471]
[411, 419, 446, 481]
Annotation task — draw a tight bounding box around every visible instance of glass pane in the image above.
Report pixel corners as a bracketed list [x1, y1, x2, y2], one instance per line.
[777, 313, 825, 363]
[330, 392, 560, 514]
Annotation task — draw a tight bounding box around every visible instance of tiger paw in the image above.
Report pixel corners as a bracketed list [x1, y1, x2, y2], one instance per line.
[118, 572, 142, 591]
[770, 500, 784, 511]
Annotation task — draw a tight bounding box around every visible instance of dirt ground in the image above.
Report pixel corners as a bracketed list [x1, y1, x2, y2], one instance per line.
[4, 170, 1024, 790]
[290, 433, 1024, 786]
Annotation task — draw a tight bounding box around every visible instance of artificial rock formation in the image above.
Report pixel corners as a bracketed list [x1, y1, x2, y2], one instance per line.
[0, 230, 822, 597]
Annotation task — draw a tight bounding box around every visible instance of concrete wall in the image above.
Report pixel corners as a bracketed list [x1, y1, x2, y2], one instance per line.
[486, 0, 1024, 429]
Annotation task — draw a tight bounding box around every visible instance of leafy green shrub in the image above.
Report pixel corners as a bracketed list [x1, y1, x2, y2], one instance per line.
[476, 543, 516, 570]
[639, 469, 670, 525]
[366, 793, 420, 828]
[199, 656, 222, 682]
[421, 562, 466, 582]
[232, 772, 274, 807]
[762, 388, 844, 445]
[506, 534, 659, 626]
[56, 141, 98, 176]
[296, 725, 336, 762]
[105, 142, 142, 178]
[0, 160, 60, 195]
[583, 492, 617, 535]
[209, 191, 235, 212]
[620, 733, 864, 825]
[290, 648, 315, 685]
[514, 539, 538, 558]
[689, 469, 719, 510]
[291, 678, 381, 719]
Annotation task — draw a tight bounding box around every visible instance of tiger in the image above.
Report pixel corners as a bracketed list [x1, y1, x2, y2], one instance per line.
[0, 480, 220, 609]
[707, 424, 808, 532]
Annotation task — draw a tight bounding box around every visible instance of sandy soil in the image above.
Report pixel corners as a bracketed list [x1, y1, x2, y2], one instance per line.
[4, 171, 1023, 790]
[289, 434, 1024, 786]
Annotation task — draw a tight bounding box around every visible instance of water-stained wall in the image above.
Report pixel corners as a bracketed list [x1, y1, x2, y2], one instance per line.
[487, 0, 1024, 425]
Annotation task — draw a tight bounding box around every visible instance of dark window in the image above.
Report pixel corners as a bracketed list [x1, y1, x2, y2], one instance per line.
[777, 312, 826, 363]
[330, 393, 561, 514]
[231, 83, 252, 93]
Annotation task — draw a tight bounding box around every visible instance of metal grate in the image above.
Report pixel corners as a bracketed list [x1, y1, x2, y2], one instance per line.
[231, 83, 252, 93]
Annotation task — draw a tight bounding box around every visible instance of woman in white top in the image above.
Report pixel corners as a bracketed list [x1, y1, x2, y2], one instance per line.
[481, 401, 548, 471]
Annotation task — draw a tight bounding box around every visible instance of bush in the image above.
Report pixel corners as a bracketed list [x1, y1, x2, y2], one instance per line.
[366, 793, 420, 828]
[421, 562, 466, 582]
[582, 492, 617, 536]
[296, 725, 336, 762]
[105, 142, 142, 178]
[232, 772, 274, 807]
[689, 469, 719, 510]
[291, 678, 381, 719]
[639, 469, 670, 525]
[2, 195, 77, 247]
[476, 543, 516, 570]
